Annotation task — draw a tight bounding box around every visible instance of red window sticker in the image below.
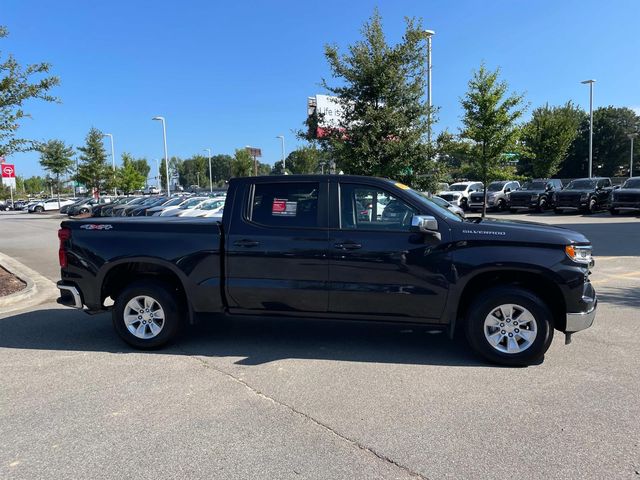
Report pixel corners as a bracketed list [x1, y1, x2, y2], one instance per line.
[272, 198, 287, 214]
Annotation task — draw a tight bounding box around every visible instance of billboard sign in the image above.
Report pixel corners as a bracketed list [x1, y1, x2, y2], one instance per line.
[308, 94, 349, 139]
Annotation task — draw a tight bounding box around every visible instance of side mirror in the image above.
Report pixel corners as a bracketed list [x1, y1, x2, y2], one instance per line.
[411, 215, 441, 240]
[505, 188, 511, 193]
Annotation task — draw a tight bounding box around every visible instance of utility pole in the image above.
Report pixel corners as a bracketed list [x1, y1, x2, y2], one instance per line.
[581, 79, 595, 178]
[276, 135, 286, 173]
[629, 133, 637, 177]
[152, 116, 170, 195]
[103, 133, 117, 196]
[204, 148, 213, 192]
[424, 29, 435, 145]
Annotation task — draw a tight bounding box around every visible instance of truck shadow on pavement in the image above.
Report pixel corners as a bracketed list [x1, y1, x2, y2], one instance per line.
[0, 308, 497, 368]
[596, 285, 640, 309]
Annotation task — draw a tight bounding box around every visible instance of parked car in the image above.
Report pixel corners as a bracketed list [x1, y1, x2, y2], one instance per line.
[176, 197, 226, 217]
[67, 197, 113, 216]
[125, 197, 169, 216]
[158, 197, 208, 216]
[554, 177, 612, 214]
[57, 175, 597, 366]
[468, 181, 521, 212]
[93, 197, 136, 217]
[509, 179, 563, 212]
[438, 181, 484, 210]
[111, 197, 146, 216]
[430, 195, 465, 218]
[609, 177, 640, 214]
[145, 196, 188, 216]
[11, 200, 27, 210]
[60, 198, 87, 215]
[144, 185, 160, 195]
[0, 200, 9, 211]
[29, 198, 76, 213]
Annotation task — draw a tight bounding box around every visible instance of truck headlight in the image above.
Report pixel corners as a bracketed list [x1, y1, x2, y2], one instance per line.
[580, 193, 589, 200]
[565, 244, 593, 265]
[531, 194, 539, 200]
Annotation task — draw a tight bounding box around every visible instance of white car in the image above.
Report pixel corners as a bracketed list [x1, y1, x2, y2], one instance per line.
[159, 197, 209, 217]
[28, 198, 76, 213]
[177, 198, 226, 218]
[438, 181, 484, 210]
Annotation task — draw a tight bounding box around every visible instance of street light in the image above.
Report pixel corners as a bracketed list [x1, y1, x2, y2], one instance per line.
[276, 135, 286, 173]
[424, 29, 435, 145]
[204, 148, 213, 192]
[103, 133, 117, 196]
[628, 133, 638, 177]
[152, 116, 170, 195]
[581, 79, 596, 178]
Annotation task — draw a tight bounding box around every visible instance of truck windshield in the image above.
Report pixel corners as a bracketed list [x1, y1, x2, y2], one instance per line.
[566, 180, 597, 190]
[523, 181, 546, 190]
[488, 182, 506, 192]
[622, 179, 640, 189]
[449, 184, 468, 191]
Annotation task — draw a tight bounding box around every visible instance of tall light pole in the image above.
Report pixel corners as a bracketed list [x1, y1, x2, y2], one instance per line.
[629, 133, 637, 177]
[581, 79, 595, 178]
[152, 116, 170, 195]
[424, 29, 435, 145]
[276, 135, 286, 173]
[204, 148, 213, 192]
[103, 133, 117, 196]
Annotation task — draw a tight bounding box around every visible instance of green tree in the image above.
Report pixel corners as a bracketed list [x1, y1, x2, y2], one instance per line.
[320, 10, 439, 190]
[130, 157, 150, 180]
[23, 175, 45, 195]
[231, 149, 254, 177]
[160, 156, 182, 191]
[178, 155, 208, 188]
[76, 127, 110, 196]
[39, 139, 74, 207]
[285, 146, 324, 174]
[561, 106, 640, 177]
[0, 26, 60, 156]
[460, 63, 526, 216]
[210, 154, 233, 184]
[117, 153, 146, 194]
[520, 102, 584, 178]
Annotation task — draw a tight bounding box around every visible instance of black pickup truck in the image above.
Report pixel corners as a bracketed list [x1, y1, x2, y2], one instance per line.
[555, 177, 613, 214]
[56, 175, 597, 366]
[609, 177, 640, 214]
[509, 178, 563, 212]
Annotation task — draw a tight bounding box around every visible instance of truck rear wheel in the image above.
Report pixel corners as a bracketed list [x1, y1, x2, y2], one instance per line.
[113, 280, 182, 349]
[465, 286, 554, 366]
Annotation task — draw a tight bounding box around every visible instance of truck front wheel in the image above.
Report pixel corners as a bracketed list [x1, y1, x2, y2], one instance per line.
[113, 280, 182, 349]
[465, 286, 554, 366]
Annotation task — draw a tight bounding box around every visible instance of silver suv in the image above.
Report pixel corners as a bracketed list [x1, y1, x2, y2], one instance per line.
[469, 180, 521, 211]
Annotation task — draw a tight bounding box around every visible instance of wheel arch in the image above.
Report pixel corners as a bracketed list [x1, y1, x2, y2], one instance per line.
[452, 268, 566, 336]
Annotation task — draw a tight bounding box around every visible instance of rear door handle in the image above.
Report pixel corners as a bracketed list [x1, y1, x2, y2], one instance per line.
[234, 239, 260, 247]
[334, 242, 362, 250]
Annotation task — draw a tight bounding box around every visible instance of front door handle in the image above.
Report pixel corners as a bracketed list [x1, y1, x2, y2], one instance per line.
[334, 242, 362, 250]
[234, 239, 260, 248]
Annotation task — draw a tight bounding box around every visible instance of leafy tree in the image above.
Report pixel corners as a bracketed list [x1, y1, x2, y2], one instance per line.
[561, 106, 640, 177]
[231, 149, 254, 177]
[76, 127, 110, 196]
[520, 102, 584, 178]
[285, 146, 324, 174]
[0, 26, 60, 156]
[160, 156, 182, 191]
[23, 175, 45, 194]
[320, 10, 439, 191]
[210, 154, 233, 184]
[130, 157, 150, 179]
[460, 63, 526, 216]
[178, 155, 208, 188]
[39, 139, 74, 207]
[117, 153, 146, 193]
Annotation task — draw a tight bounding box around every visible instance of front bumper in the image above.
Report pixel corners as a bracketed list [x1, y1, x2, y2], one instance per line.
[566, 302, 597, 332]
[611, 201, 640, 210]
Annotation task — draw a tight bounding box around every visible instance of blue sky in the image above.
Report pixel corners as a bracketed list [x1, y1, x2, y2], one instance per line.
[3, 0, 639, 178]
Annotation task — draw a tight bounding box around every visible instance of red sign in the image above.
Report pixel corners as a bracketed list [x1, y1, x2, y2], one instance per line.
[272, 198, 287, 214]
[1, 164, 15, 178]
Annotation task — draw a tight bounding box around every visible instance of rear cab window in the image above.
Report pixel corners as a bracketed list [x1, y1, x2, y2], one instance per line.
[248, 182, 320, 228]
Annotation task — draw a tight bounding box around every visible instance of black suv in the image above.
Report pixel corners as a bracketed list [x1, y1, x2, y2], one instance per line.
[609, 177, 640, 214]
[509, 179, 563, 212]
[554, 177, 612, 214]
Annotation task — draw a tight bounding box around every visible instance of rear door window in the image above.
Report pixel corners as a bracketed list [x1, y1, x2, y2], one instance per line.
[249, 182, 319, 228]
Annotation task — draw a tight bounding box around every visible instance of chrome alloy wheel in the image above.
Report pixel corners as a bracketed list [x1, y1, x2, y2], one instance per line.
[124, 295, 165, 339]
[483, 304, 538, 354]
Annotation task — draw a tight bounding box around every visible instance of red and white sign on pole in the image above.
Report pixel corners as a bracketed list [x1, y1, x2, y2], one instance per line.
[1, 163, 16, 189]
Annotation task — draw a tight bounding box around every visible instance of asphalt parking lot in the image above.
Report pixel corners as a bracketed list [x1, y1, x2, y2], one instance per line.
[0, 211, 639, 479]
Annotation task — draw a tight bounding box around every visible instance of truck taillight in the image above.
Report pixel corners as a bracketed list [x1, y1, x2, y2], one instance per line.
[58, 227, 71, 268]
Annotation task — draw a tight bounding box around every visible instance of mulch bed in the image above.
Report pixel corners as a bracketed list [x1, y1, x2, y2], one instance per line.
[0, 266, 26, 297]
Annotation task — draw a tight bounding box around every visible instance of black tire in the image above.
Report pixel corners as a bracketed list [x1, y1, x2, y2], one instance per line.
[79, 208, 89, 214]
[509, 207, 517, 213]
[609, 208, 619, 215]
[536, 197, 547, 212]
[554, 208, 563, 214]
[464, 286, 554, 366]
[460, 198, 468, 211]
[586, 198, 597, 214]
[112, 280, 183, 349]
[35, 206, 44, 213]
[497, 199, 506, 211]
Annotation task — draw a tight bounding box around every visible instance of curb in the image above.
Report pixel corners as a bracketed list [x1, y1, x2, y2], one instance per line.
[0, 252, 59, 315]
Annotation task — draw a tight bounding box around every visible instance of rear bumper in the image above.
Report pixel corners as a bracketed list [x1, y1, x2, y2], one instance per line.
[57, 282, 83, 309]
[611, 202, 640, 210]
